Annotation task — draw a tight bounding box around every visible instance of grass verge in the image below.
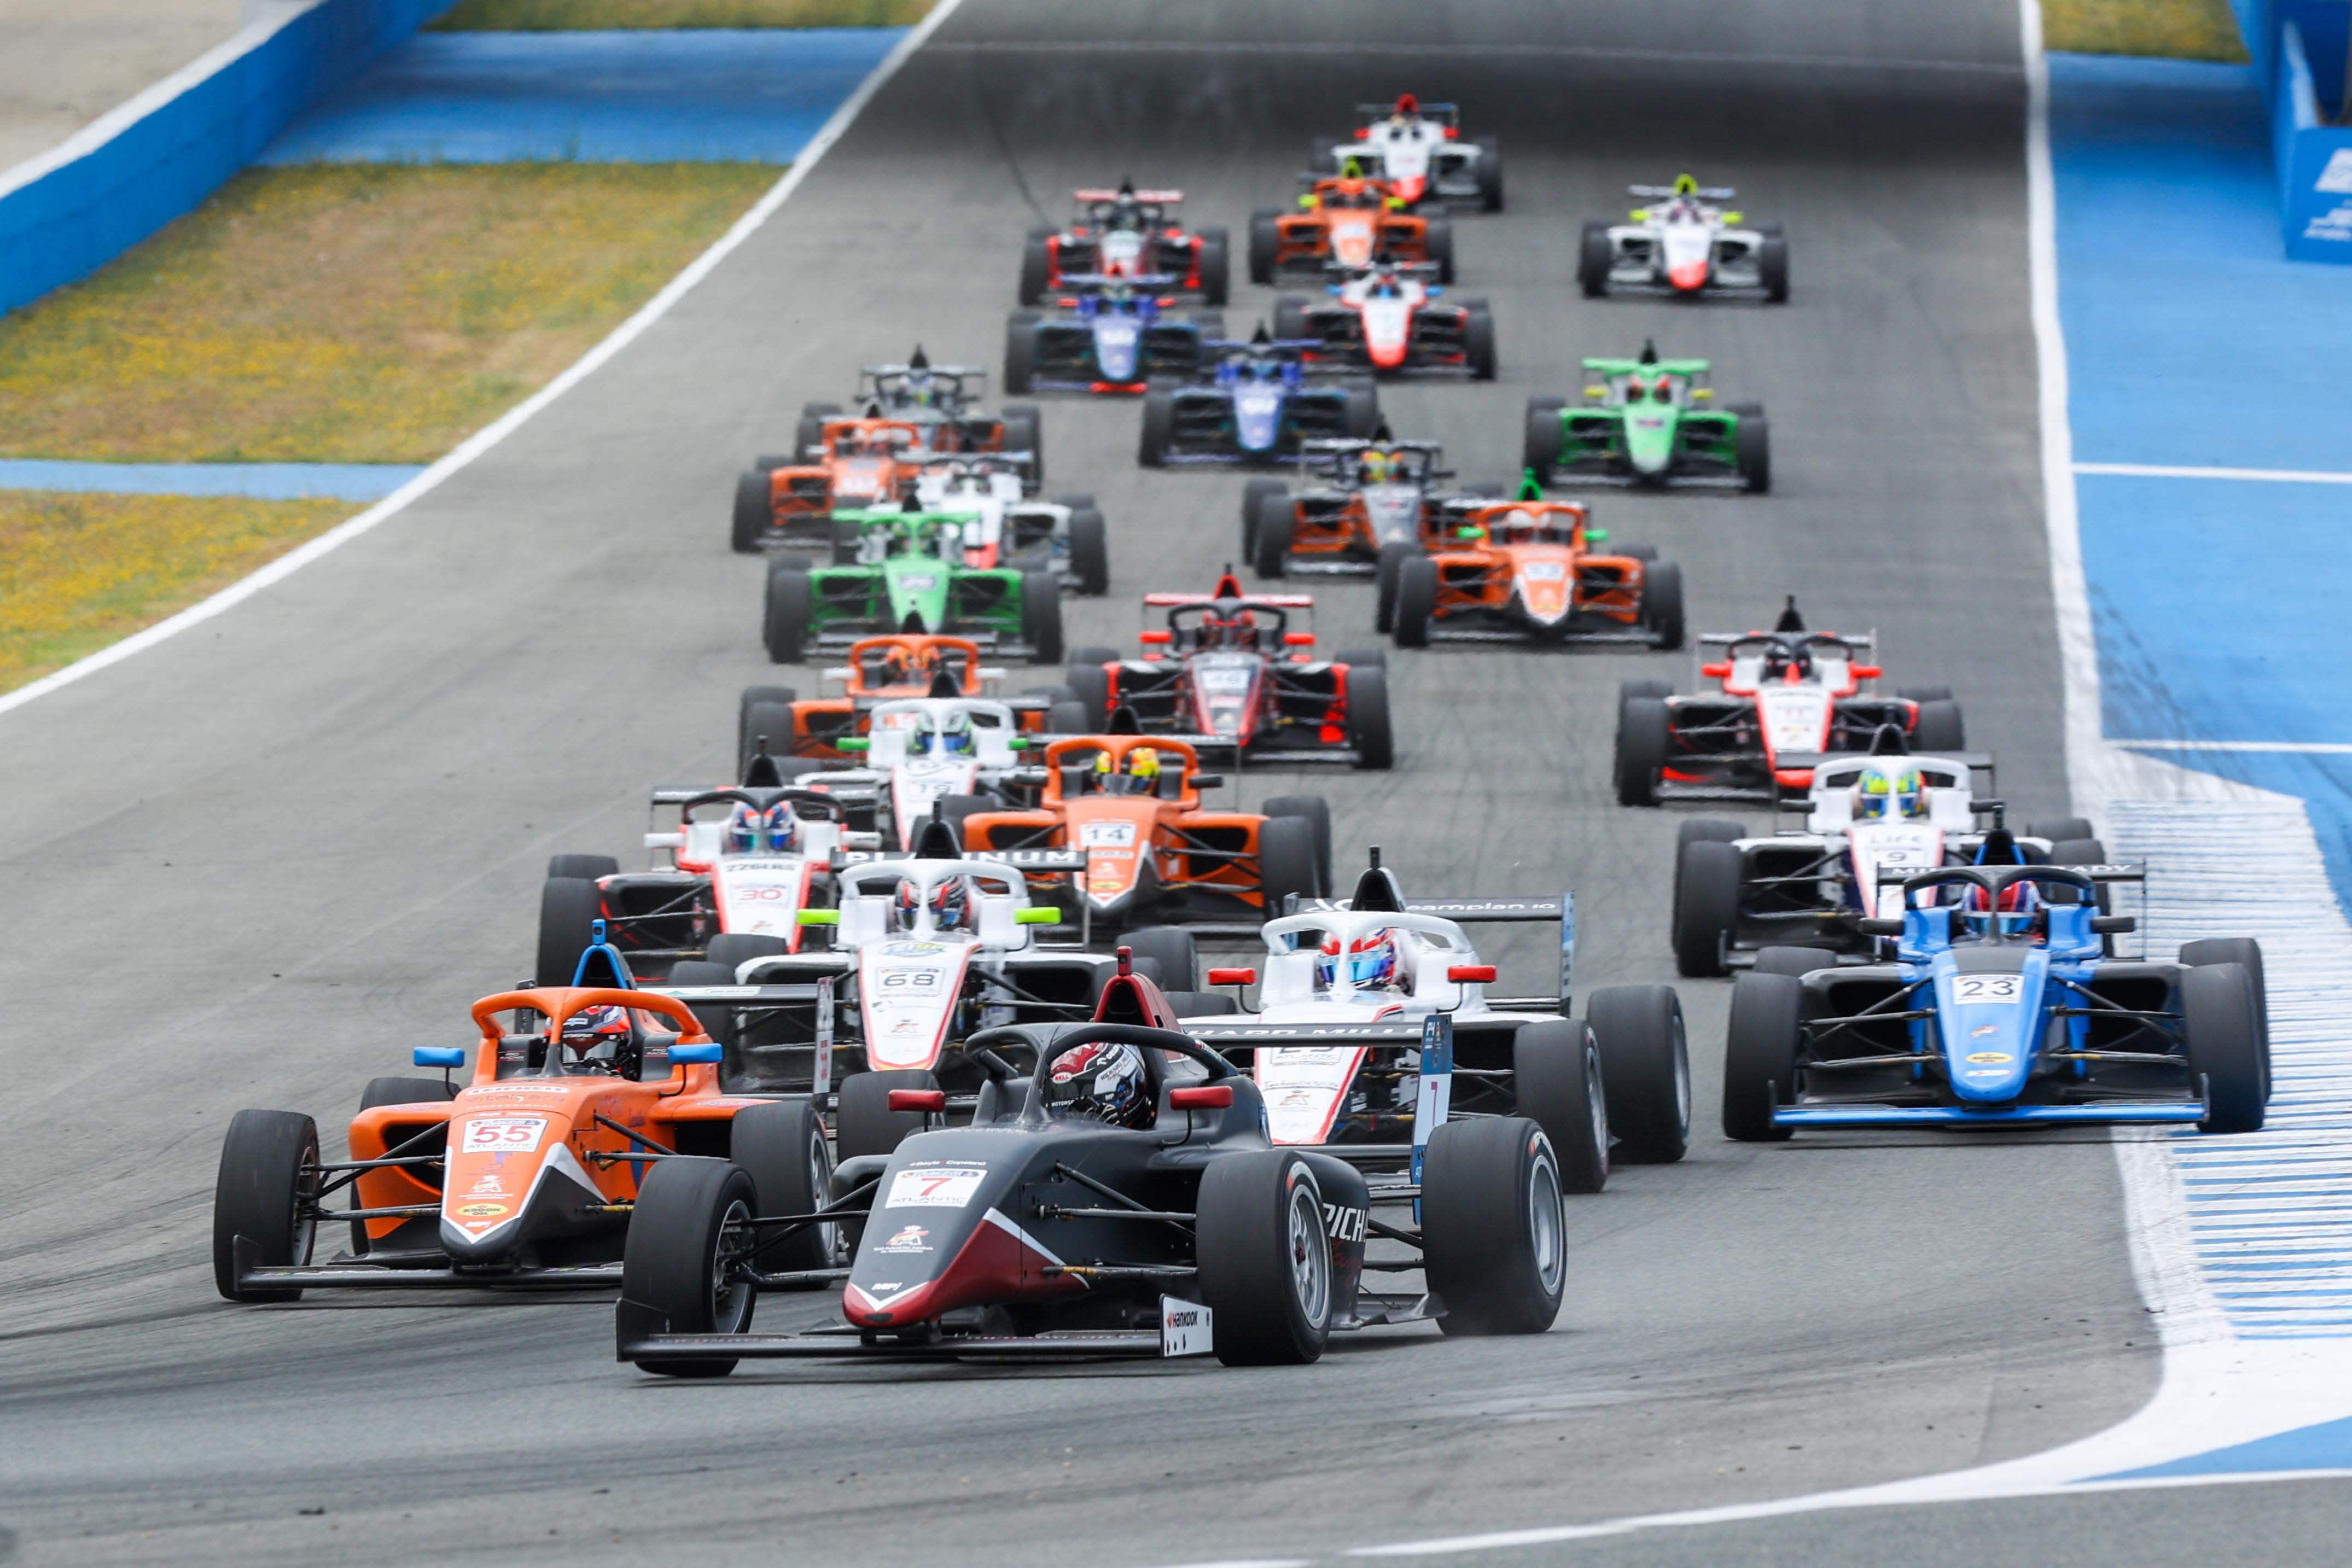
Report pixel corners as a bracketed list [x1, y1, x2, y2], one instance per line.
[0, 492, 353, 691]
[2043, 0, 2249, 61]
[429, 0, 934, 27]
[0, 162, 775, 464]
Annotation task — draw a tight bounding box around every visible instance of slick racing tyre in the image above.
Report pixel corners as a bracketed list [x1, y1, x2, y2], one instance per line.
[1424, 212, 1456, 283]
[1375, 541, 1416, 633]
[1196, 1150, 1334, 1365]
[1343, 383, 1381, 439]
[1614, 695, 1670, 807]
[1736, 413, 1772, 493]
[621, 1158, 758, 1377]
[1253, 503, 1293, 579]
[1196, 226, 1232, 305]
[937, 793, 996, 850]
[1751, 947, 1829, 978]
[1120, 925, 1200, 992]
[1584, 985, 1690, 1164]
[732, 471, 770, 553]
[1066, 506, 1110, 595]
[2182, 963, 2264, 1134]
[1722, 973, 1803, 1141]
[1475, 136, 1504, 211]
[663, 961, 740, 1050]
[738, 698, 797, 777]
[1463, 304, 1498, 380]
[1901, 685, 1957, 706]
[1672, 840, 1739, 977]
[1018, 229, 1052, 305]
[546, 854, 619, 881]
[537, 876, 602, 990]
[764, 564, 812, 664]
[1241, 479, 1286, 558]
[1261, 795, 1332, 894]
[727, 1099, 835, 1278]
[2182, 937, 2269, 1098]
[213, 1110, 320, 1302]
[1421, 1117, 1564, 1336]
[836, 1069, 942, 1162]
[1003, 312, 1039, 395]
[1271, 295, 1311, 344]
[1912, 698, 1965, 753]
[1002, 404, 1044, 482]
[1757, 229, 1791, 302]
[1255, 814, 1321, 916]
[1341, 664, 1394, 770]
[1577, 221, 1613, 297]
[1138, 388, 1174, 466]
[1641, 559, 1686, 650]
[1392, 553, 1438, 648]
[1020, 570, 1065, 663]
[1672, 815, 1741, 930]
[1247, 210, 1281, 285]
[1510, 1017, 1609, 1194]
[1523, 397, 1564, 485]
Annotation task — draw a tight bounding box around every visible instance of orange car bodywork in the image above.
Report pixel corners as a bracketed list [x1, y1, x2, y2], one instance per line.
[1416, 499, 1649, 633]
[1282, 488, 1447, 567]
[1274, 178, 1432, 273]
[764, 418, 928, 520]
[777, 636, 1059, 761]
[348, 988, 773, 1262]
[956, 735, 1279, 920]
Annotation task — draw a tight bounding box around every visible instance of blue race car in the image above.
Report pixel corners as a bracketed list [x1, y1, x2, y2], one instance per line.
[1138, 329, 1379, 468]
[1005, 276, 1223, 395]
[1722, 848, 2268, 1139]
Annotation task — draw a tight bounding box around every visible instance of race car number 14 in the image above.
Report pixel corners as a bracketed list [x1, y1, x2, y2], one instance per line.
[459, 1117, 548, 1154]
[885, 1165, 986, 1209]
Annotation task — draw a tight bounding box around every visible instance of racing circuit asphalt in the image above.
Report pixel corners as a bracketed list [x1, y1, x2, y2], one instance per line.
[0, 2, 2238, 1564]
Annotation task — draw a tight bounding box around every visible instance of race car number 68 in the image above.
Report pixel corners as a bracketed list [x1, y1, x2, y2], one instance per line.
[1953, 975, 2022, 1004]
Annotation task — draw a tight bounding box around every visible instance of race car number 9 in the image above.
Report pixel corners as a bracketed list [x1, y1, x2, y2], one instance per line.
[1952, 975, 2023, 1004]
[459, 1117, 549, 1154]
[885, 1166, 986, 1208]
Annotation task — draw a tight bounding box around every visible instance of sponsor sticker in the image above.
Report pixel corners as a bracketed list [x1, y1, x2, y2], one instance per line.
[456, 1202, 510, 1218]
[1965, 1051, 2013, 1065]
[876, 1225, 932, 1255]
[465, 1176, 507, 1196]
[885, 1164, 987, 1209]
[458, 1117, 549, 1155]
[884, 942, 946, 957]
[1160, 1295, 1213, 1357]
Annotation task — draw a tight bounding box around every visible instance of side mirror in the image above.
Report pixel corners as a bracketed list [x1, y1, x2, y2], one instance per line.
[1856, 917, 1905, 936]
[1139, 629, 1173, 645]
[1283, 632, 1316, 646]
[669, 1041, 724, 1065]
[1015, 907, 1058, 924]
[1702, 661, 1731, 679]
[1191, 773, 1224, 789]
[2092, 916, 2136, 934]
[797, 908, 841, 926]
[414, 1046, 467, 1069]
[1446, 964, 1498, 984]
[1207, 967, 1257, 986]
[1852, 665, 1883, 680]
[888, 1088, 948, 1113]
[1169, 1085, 1234, 1111]
[1586, 527, 1609, 543]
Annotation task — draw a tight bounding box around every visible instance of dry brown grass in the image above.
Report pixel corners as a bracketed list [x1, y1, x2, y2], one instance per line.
[0, 491, 352, 690]
[0, 162, 774, 464]
[430, 0, 935, 27]
[2044, 0, 2250, 61]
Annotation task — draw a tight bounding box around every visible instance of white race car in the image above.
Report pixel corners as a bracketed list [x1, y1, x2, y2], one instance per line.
[1179, 853, 1692, 1188]
[911, 455, 1109, 595]
[1314, 95, 1501, 212]
[1579, 177, 1788, 301]
[825, 696, 1052, 851]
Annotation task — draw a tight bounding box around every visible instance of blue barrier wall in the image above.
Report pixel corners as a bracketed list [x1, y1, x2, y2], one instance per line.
[2228, 0, 2352, 259]
[0, 0, 456, 318]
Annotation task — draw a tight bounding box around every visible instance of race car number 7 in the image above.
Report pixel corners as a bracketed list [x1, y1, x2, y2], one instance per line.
[1953, 975, 2023, 1004]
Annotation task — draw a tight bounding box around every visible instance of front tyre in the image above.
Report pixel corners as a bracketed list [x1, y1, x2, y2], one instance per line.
[213, 1110, 320, 1302]
[1577, 221, 1612, 297]
[1196, 1150, 1333, 1365]
[2183, 963, 2264, 1134]
[620, 1158, 758, 1377]
[1583, 985, 1690, 1164]
[1421, 1117, 1564, 1336]
[1020, 570, 1064, 663]
[1392, 553, 1438, 649]
[1343, 664, 1394, 770]
[1722, 973, 1802, 1141]
[836, 1069, 941, 1162]
[764, 563, 812, 664]
[1615, 695, 1669, 807]
[1672, 840, 1740, 978]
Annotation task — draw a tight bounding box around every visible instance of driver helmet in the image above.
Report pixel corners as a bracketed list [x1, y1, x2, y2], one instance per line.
[1316, 928, 1405, 993]
[1962, 878, 2042, 940]
[1359, 448, 1400, 485]
[1391, 92, 1420, 127]
[930, 709, 975, 755]
[894, 875, 974, 934]
[1854, 766, 1925, 822]
[1046, 1040, 1153, 1128]
[726, 802, 799, 854]
[1092, 747, 1162, 795]
[560, 1004, 632, 1050]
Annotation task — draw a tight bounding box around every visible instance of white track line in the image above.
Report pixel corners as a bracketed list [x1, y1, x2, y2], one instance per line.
[0, 0, 968, 725]
[2076, 461, 2352, 483]
[2112, 741, 2352, 754]
[926, 40, 2018, 74]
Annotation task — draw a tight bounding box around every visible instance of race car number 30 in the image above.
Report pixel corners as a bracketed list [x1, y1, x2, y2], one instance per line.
[1953, 975, 2023, 1004]
[459, 1117, 549, 1154]
[885, 1164, 986, 1209]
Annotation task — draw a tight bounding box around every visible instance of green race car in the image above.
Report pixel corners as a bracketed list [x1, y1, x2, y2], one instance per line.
[1523, 341, 1768, 493]
[761, 500, 1065, 664]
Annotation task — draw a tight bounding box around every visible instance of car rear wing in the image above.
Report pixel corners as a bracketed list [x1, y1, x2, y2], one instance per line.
[1353, 101, 1459, 125]
[1074, 188, 1181, 203]
[1629, 183, 1734, 199]
[1143, 591, 1316, 608]
[1051, 271, 1185, 293]
[833, 847, 1087, 871]
[1779, 751, 1996, 779]
[1280, 891, 1575, 1012]
[1697, 629, 1878, 651]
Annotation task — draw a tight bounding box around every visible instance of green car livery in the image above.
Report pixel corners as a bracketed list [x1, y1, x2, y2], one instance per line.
[762, 502, 1065, 665]
[1523, 341, 1769, 493]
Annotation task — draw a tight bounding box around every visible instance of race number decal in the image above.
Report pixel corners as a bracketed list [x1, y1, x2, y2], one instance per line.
[878, 966, 942, 993]
[884, 1164, 986, 1209]
[1953, 975, 2023, 1004]
[1079, 820, 1138, 849]
[459, 1117, 549, 1155]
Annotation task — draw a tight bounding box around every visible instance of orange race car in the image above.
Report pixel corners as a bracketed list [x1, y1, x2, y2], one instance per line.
[950, 732, 1331, 936]
[1247, 169, 1456, 285]
[212, 969, 838, 1301]
[732, 417, 928, 553]
[1385, 492, 1686, 651]
[735, 634, 1086, 768]
[1243, 436, 1509, 580]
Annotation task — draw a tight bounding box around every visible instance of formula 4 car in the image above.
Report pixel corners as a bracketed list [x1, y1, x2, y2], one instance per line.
[1525, 343, 1768, 492]
[616, 978, 1573, 1372]
[736, 637, 1085, 767]
[1720, 853, 2268, 1139]
[953, 733, 1333, 936]
[1275, 262, 1495, 380]
[1250, 168, 1455, 284]
[1006, 278, 1224, 395]
[1667, 734, 2109, 977]
[1182, 850, 1692, 1183]
[1063, 572, 1394, 768]
[1311, 95, 1501, 211]
[825, 696, 1076, 852]
[1387, 490, 1685, 652]
[762, 499, 1063, 665]
[1615, 600, 1965, 805]
[1021, 181, 1229, 305]
[1138, 330, 1379, 467]
[910, 455, 1108, 595]
[214, 966, 839, 1301]
[1242, 438, 1503, 580]
[1579, 176, 1788, 301]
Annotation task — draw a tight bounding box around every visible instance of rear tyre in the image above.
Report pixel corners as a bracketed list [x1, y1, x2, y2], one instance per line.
[1248, 209, 1281, 285]
[1120, 926, 1200, 992]
[1900, 685, 1957, 706]
[1253, 505, 1293, 579]
[212, 1110, 319, 1302]
[835, 1068, 942, 1162]
[1393, 554, 1438, 649]
[620, 1158, 757, 1377]
[1375, 541, 1417, 633]
[738, 699, 797, 776]
[1262, 795, 1333, 894]
[1241, 479, 1286, 557]
[1673, 840, 1740, 978]
[704, 932, 789, 974]
[2182, 963, 2264, 1134]
[547, 854, 619, 881]
[1584, 986, 1689, 1164]
[1020, 570, 1064, 663]
[1474, 136, 1504, 211]
[1424, 213, 1456, 283]
[1271, 294, 1311, 344]
[1255, 814, 1321, 916]
[731, 471, 770, 553]
[663, 961, 738, 1048]
[726, 1099, 834, 1278]
[764, 564, 812, 664]
[1422, 1117, 1564, 1336]
[1912, 699, 1965, 753]
[1003, 313, 1039, 395]
[1523, 399, 1563, 485]
[1196, 228, 1231, 305]
[1614, 696, 1670, 807]
[1511, 1018, 1609, 1194]
[1196, 1150, 1332, 1365]
[1067, 508, 1110, 595]
[1722, 974, 1803, 1141]
[1736, 415, 1772, 493]
[1138, 389, 1174, 467]
[1751, 947, 1826, 978]
[1063, 661, 1112, 727]
[537, 876, 602, 992]
[1642, 559, 1685, 651]
[1577, 221, 1612, 297]
[1002, 404, 1044, 481]
[1342, 665, 1394, 770]
[1342, 386, 1380, 438]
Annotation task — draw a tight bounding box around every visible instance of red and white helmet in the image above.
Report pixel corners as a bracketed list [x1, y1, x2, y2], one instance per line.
[1046, 1040, 1152, 1128]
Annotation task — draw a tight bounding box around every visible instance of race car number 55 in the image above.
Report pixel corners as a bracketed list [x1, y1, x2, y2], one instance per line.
[885, 1165, 986, 1209]
[1953, 975, 2023, 1004]
[459, 1117, 549, 1154]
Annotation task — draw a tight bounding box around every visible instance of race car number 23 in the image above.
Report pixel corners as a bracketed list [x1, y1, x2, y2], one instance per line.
[459, 1117, 549, 1155]
[1952, 975, 2023, 1004]
[885, 1165, 986, 1209]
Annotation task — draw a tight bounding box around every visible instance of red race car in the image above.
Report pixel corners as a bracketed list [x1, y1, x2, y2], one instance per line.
[1021, 180, 1230, 305]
